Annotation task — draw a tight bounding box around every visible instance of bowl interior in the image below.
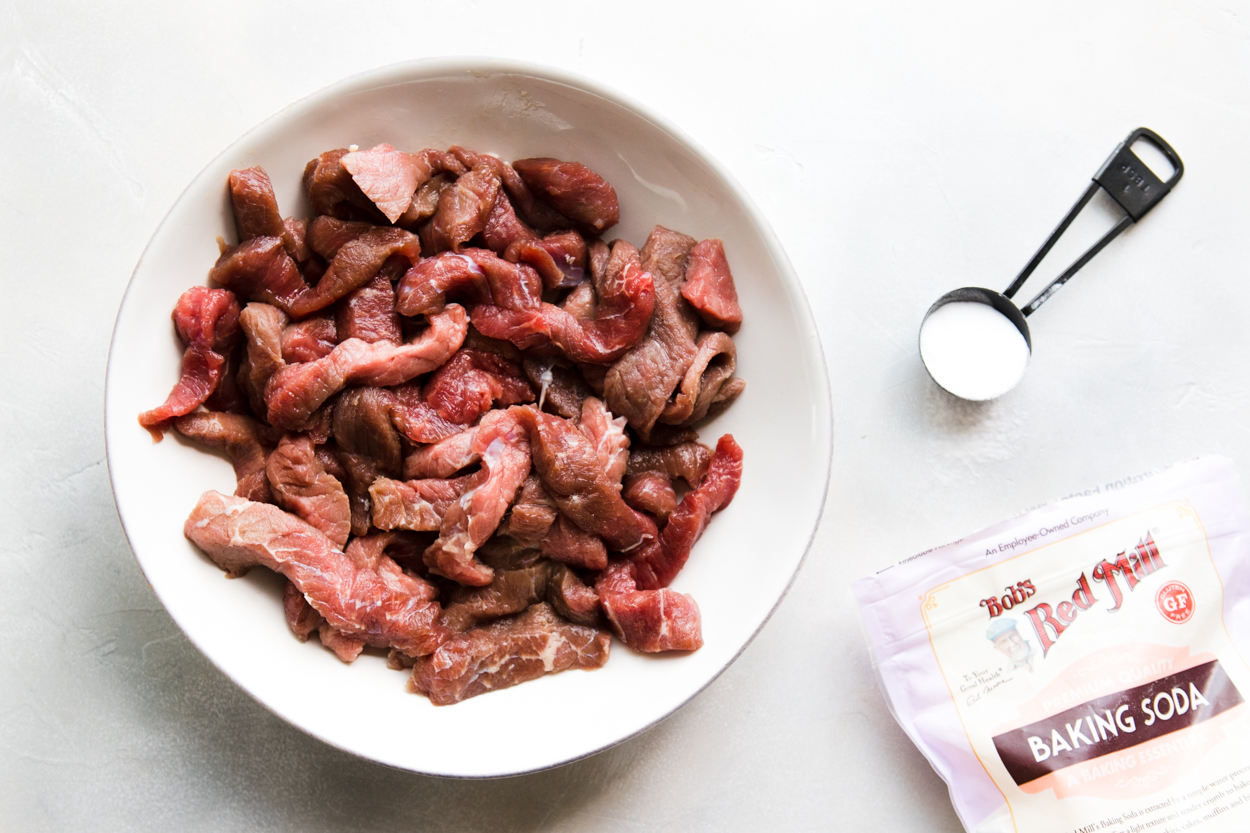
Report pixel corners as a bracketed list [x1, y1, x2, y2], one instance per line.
[105, 59, 831, 776]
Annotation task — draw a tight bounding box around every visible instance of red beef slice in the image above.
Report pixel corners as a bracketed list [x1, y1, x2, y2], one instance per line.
[185, 491, 448, 656]
[173, 411, 273, 503]
[680, 239, 742, 334]
[139, 286, 241, 438]
[511, 157, 620, 234]
[265, 433, 352, 547]
[596, 561, 702, 653]
[410, 603, 609, 705]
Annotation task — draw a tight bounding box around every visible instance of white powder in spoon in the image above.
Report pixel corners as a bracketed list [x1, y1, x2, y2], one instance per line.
[919, 301, 1030, 400]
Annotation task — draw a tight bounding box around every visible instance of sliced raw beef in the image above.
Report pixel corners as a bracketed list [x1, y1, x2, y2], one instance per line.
[237, 302, 288, 416]
[336, 274, 401, 345]
[423, 348, 534, 424]
[621, 471, 677, 524]
[577, 397, 629, 489]
[423, 163, 501, 254]
[629, 434, 743, 590]
[497, 475, 557, 545]
[410, 603, 609, 705]
[286, 226, 420, 319]
[265, 433, 351, 547]
[303, 148, 388, 223]
[402, 426, 480, 479]
[396, 248, 542, 317]
[660, 331, 743, 426]
[139, 286, 241, 437]
[596, 561, 702, 653]
[516, 407, 656, 552]
[264, 304, 467, 430]
[185, 491, 448, 656]
[422, 409, 532, 586]
[281, 315, 337, 363]
[540, 514, 608, 570]
[626, 441, 713, 488]
[681, 239, 742, 334]
[173, 411, 273, 503]
[369, 473, 480, 532]
[511, 157, 620, 233]
[208, 236, 308, 314]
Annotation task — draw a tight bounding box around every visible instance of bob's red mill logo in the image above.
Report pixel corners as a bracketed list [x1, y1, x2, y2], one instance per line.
[980, 534, 1165, 657]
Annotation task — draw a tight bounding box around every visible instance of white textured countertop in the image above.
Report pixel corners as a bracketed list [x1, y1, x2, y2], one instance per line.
[4, 2, 1249, 830]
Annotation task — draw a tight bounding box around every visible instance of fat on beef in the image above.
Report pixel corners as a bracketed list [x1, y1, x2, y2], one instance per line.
[263, 304, 467, 430]
[139, 286, 241, 438]
[185, 491, 448, 656]
[265, 433, 352, 547]
[173, 411, 273, 503]
[410, 602, 609, 705]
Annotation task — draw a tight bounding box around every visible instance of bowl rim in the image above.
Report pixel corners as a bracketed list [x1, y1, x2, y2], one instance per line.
[104, 55, 834, 777]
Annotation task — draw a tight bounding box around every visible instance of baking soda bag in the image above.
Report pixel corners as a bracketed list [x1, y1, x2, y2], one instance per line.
[854, 457, 1250, 833]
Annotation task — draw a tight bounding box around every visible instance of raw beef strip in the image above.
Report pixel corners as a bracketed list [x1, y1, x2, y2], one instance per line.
[626, 441, 713, 488]
[621, 471, 677, 524]
[639, 225, 697, 290]
[540, 514, 608, 571]
[336, 274, 401, 345]
[577, 397, 629, 489]
[469, 259, 655, 364]
[423, 349, 534, 424]
[423, 163, 501, 254]
[281, 315, 337, 363]
[264, 304, 467, 430]
[306, 215, 373, 261]
[511, 157, 620, 233]
[282, 217, 312, 266]
[387, 388, 465, 445]
[521, 356, 592, 420]
[546, 563, 602, 627]
[476, 536, 544, 571]
[173, 411, 273, 503]
[629, 434, 743, 590]
[340, 143, 423, 223]
[410, 603, 609, 705]
[660, 331, 742, 426]
[227, 166, 304, 263]
[439, 562, 552, 632]
[286, 226, 420, 319]
[283, 578, 322, 641]
[680, 239, 742, 334]
[369, 473, 480, 532]
[596, 561, 702, 653]
[303, 149, 388, 223]
[185, 491, 448, 656]
[237, 302, 288, 416]
[505, 230, 588, 290]
[497, 475, 557, 546]
[209, 236, 309, 314]
[265, 433, 351, 547]
[332, 387, 403, 474]
[602, 232, 701, 437]
[396, 249, 542, 316]
[139, 286, 241, 436]
[399, 173, 453, 229]
[516, 407, 657, 552]
[402, 426, 480, 479]
[482, 189, 536, 253]
[422, 409, 532, 586]
[282, 579, 365, 662]
[336, 450, 381, 537]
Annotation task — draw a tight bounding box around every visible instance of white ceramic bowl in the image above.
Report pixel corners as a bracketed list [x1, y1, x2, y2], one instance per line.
[105, 58, 832, 777]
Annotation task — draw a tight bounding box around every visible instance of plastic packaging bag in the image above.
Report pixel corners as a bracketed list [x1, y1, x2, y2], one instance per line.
[854, 457, 1250, 833]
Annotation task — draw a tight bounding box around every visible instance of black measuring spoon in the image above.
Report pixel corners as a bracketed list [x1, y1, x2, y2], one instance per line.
[919, 128, 1183, 401]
